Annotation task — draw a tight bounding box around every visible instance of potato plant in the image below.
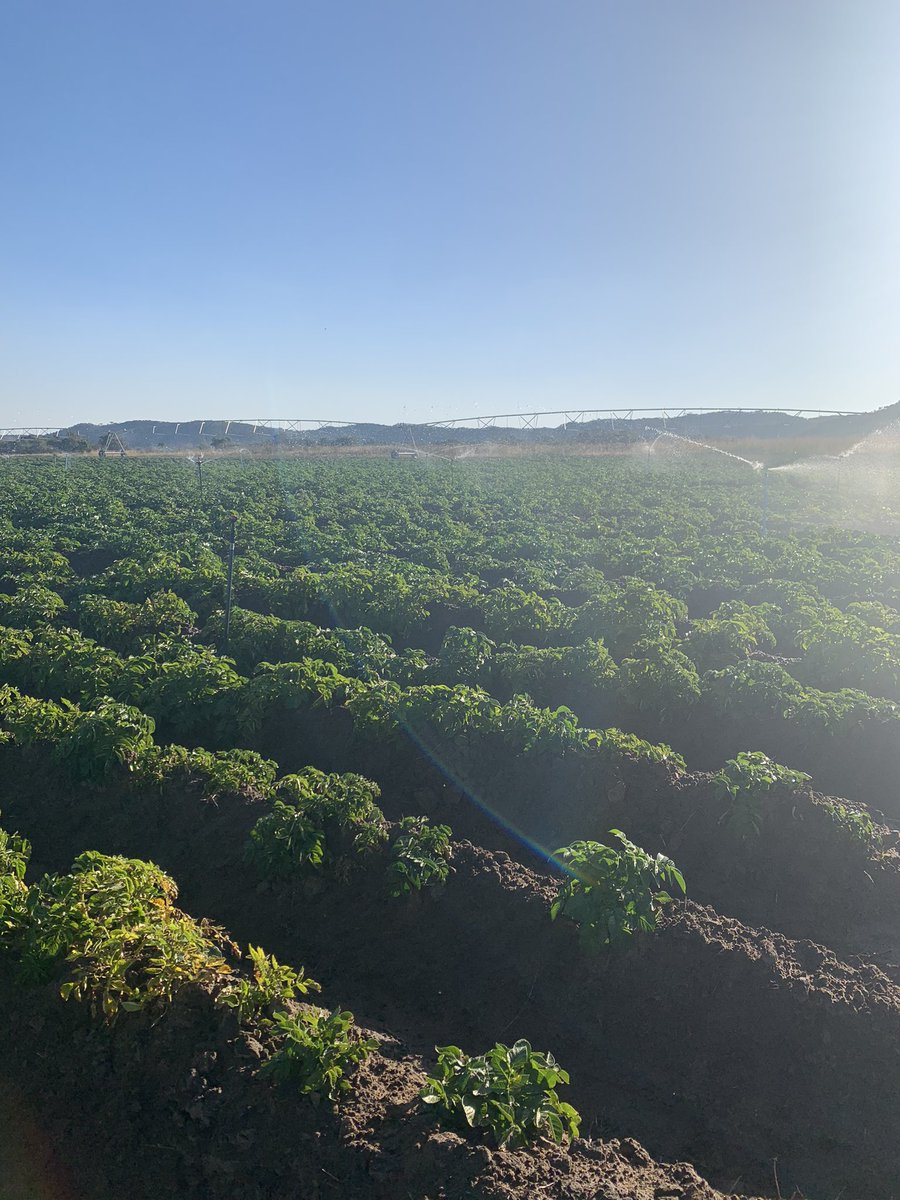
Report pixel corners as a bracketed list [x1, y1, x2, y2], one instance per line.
[218, 944, 320, 1023]
[551, 831, 685, 947]
[0, 584, 66, 629]
[248, 769, 389, 878]
[421, 1040, 580, 1148]
[714, 751, 811, 838]
[816, 797, 880, 847]
[1, 824, 378, 1103]
[16, 851, 236, 1019]
[136, 744, 278, 802]
[387, 816, 452, 896]
[259, 1007, 378, 1100]
[0, 822, 30, 941]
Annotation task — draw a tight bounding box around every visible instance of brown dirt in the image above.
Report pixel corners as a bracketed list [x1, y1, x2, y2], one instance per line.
[3, 749, 900, 1196]
[230, 705, 900, 959]
[186, 842, 899, 1200]
[0, 974, 757, 1200]
[0, 1077, 82, 1200]
[3, 747, 897, 1197]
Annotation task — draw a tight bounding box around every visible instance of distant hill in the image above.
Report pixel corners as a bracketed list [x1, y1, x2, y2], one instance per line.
[70, 404, 900, 449]
[12, 402, 900, 453]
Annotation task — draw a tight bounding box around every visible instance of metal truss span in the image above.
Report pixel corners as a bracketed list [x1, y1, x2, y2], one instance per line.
[0, 407, 859, 442]
[0, 419, 357, 442]
[0, 427, 65, 441]
[422, 406, 856, 430]
[221, 419, 355, 434]
[227, 407, 856, 432]
[142, 419, 357, 436]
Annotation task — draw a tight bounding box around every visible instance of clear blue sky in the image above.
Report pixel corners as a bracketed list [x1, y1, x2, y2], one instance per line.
[2, 1, 900, 427]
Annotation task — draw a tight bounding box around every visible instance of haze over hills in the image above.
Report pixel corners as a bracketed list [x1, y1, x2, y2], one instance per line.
[54, 401, 900, 451]
[4, 402, 900, 454]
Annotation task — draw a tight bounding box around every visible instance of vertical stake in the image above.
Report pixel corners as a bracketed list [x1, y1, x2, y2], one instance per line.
[223, 513, 237, 654]
[762, 467, 769, 536]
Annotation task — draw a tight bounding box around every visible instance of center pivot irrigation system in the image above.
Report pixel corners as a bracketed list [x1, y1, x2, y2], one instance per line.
[420, 406, 856, 430]
[0, 406, 859, 442]
[219, 407, 856, 435]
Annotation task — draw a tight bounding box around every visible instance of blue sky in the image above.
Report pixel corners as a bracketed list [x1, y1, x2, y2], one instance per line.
[2, 1, 900, 427]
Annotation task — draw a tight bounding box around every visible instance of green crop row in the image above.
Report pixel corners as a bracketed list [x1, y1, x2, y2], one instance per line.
[0, 812, 583, 1147]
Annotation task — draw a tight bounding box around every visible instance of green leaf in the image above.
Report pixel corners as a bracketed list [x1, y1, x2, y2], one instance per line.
[544, 1110, 564, 1143]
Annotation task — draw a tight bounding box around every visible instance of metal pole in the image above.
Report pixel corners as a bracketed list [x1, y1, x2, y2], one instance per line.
[223, 513, 237, 654]
[762, 467, 769, 536]
[224, 511, 237, 652]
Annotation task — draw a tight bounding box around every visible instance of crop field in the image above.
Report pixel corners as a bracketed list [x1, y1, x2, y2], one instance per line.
[2, 450, 900, 1200]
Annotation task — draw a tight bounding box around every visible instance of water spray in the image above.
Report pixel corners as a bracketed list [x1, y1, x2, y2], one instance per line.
[644, 426, 771, 535]
[769, 418, 900, 475]
[645, 427, 763, 470]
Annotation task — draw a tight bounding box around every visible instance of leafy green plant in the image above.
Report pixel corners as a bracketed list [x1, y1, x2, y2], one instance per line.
[259, 1006, 377, 1100]
[11, 627, 123, 704]
[203, 607, 395, 678]
[18, 852, 236, 1020]
[436, 626, 496, 684]
[0, 822, 31, 943]
[248, 768, 388, 878]
[218, 944, 320, 1023]
[0, 688, 156, 782]
[714, 751, 811, 837]
[488, 638, 619, 718]
[248, 799, 326, 874]
[420, 1040, 580, 1148]
[96, 546, 225, 613]
[0, 684, 71, 745]
[237, 659, 363, 740]
[569, 578, 687, 657]
[817, 798, 880, 847]
[683, 601, 777, 673]
[551, 831, 685, 946]
[136, 744, 278, 802]
[52, 698, 156, 781]
[0, 584, 66, 629]
[482, 586, 568, 646]
[387, 817, 452, 896]
[78, 590, 197, 653]
[123, 648, 244, 740]
[585, 726, 686, 772]
[619, 641, 702, 718]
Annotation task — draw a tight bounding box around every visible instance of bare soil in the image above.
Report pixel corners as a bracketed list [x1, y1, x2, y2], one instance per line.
[0, 973, 756, 1200]
[3, 752, 899, 1198]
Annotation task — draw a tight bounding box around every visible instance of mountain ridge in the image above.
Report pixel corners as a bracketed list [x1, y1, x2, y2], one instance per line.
[62, 402, 900, 450]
